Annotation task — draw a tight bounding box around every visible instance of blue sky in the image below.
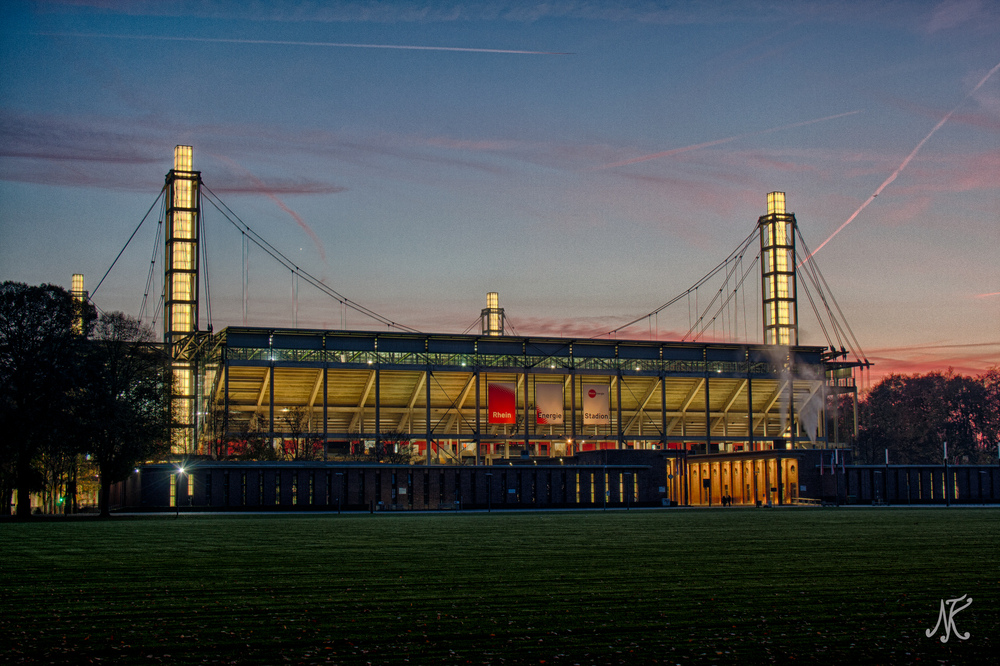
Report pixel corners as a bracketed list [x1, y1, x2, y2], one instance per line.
[1, 0, 997, 379]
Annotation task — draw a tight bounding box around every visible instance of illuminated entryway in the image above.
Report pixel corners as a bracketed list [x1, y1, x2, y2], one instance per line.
[683, 452, 801, 506]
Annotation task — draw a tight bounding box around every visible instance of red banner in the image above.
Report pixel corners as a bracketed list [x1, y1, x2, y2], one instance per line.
[488, 381, 517, 424]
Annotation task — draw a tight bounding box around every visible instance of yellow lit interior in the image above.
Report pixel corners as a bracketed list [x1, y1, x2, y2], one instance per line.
[171, 273, 192, 300]
[171, 304, 193, 332]
[762, 194, 795, 345]
[767, 191, 785, 215]
[486, 292, 501, 335]
[174, 145, 193, 172]
[172, 242, 194, 271]
[167, 147, 198, 455]
[72, 273, 84, 295]
[168, 147, 196, 338]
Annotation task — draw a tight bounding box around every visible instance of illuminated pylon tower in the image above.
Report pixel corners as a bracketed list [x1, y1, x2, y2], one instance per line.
[481, 292, 505, 336]
[165, 146, 201, 454]
[71, 273, 88, 334]
[758, 192, 798, 346]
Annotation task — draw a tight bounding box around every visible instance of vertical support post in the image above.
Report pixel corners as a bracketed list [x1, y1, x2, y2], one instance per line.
[789, 372, 796, 450]
[616, 371, 623, 450]
[777, 459, 783, 505]
[682, 449, 689, 506]
[747, 372, 754, 452]
[833, 389, 839, 449]
[660, 375, 667, 450]
[474, 369, 481, 466]
[704, 360, 711, 455]
[944, 440, 950, 507]
[426, 367, 432, 465]
[192, 363, 199, 455]
[223, 351, 230, 455]
[374, 365, 381, 453]
[269, 361, 275, 449]
[322, 362, 328, 461]
[885, 448, 890, 506]
[570, 369, 577, 451]
[523, 371, 530, 456]
[852, 388, 859, 438]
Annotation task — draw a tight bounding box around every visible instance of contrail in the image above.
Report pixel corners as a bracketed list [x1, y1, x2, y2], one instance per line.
[35, 32, 570, 55]
[801, 61, 1000, 266]
[593, 110, 861, 170]
[975, 292, 1000, 298]
[213, 155, 327, 263]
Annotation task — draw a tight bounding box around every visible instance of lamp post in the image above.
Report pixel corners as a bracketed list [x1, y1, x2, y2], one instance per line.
[884, 448, 890, 507]
[175, 466, 186, 519]
[943, 439, 950, 507]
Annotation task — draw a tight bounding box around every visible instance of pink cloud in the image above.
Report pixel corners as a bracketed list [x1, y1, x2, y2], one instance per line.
[886, 96, 1000, 132]
[926, 0, 987, 33]
[208, 180, 348, 196]
[0, 111, 348, 194]
[865, 340, 1000, 382]
[211, 155, 329, 263]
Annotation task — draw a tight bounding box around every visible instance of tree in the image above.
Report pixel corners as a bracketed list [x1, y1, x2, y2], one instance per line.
[980, 366, 1000, 458]
[373, 431, 416, 464]
[856, 370, 996, 464]
[79, 312, 170, 516]
[226, 411, 280, 461]
[279, 406, 322, 460]
[0, 282, 95, 518]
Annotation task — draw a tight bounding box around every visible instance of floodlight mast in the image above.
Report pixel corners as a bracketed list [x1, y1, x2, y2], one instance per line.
[165, 146, 202, 455]
[759, 192, 799, 347]
[481, 292, 505, 336]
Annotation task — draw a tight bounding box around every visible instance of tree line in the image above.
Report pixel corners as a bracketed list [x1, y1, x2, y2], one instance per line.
[841, 367, 999, 465]
[1, 281, 171, 518]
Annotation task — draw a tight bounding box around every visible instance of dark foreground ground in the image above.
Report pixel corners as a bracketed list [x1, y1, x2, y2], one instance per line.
[2, 507, 996, 664]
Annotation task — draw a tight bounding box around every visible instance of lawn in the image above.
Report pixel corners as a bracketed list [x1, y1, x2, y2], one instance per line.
[1, 508, 996, 664]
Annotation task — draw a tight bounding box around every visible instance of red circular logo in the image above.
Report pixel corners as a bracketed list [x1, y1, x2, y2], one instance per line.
[588, 389, 597, 398]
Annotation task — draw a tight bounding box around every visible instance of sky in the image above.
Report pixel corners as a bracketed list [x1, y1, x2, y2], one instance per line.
[0, 0, 997, 383]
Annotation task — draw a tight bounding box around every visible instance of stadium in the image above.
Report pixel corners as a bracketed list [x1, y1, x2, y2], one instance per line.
[107, 147, 997, 510]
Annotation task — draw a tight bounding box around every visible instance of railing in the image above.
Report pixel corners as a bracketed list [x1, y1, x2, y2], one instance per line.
[224, 346, 784, 376]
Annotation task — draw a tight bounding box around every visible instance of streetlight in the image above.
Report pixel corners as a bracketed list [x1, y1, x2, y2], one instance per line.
[175, 466, 186, 519]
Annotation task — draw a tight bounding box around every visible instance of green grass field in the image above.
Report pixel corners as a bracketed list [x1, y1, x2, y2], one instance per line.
[2, 508, 996, 665]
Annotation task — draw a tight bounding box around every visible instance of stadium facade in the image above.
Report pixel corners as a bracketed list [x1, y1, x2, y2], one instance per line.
[112, 146, 909, 511]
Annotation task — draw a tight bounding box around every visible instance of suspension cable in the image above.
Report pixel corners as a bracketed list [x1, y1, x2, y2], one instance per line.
[689, 250, 760, 341]
[600, 226, 758, 338]
[795, 228, 869, 363]
[201, 195, 213, 332]
[92, 185, 166, 299]
[685, 243, 756, 340]
[138, 196, 166, 325]
[201, 184, 420, 333]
